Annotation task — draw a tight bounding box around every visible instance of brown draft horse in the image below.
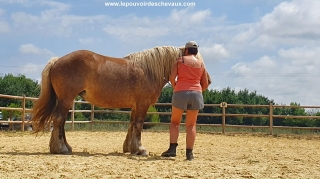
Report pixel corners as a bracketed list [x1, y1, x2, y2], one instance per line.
[32, 46, 211, 155]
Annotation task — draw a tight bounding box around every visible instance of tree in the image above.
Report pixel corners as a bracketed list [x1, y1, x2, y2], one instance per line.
[156, 86, 173, 123]
[2, 73, 318, 128]
[143, 106, 160, 129]
[282, 102, 308, 127]
[0, 74, 40, 108]
[2, 103, 21, 120]
[2, 103, 22, 130]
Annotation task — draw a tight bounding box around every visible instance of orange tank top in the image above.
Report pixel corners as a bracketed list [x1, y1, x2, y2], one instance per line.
[174, 63, 203, 92]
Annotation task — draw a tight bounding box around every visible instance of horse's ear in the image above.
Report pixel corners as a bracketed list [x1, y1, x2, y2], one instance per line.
[178, 46, 185, 57]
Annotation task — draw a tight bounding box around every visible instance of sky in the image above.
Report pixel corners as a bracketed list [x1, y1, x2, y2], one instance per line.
[1, 0, 320, 106]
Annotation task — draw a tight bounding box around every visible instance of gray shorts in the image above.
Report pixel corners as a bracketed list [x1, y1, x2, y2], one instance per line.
[172, 90, 204, 110]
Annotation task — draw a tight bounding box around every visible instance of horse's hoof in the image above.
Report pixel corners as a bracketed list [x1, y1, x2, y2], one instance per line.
[137, 150, 148, 156]
[60, 144, 71, 154]
[61, 150, 72, 155]
[137, 146, 148, 156]
[123, 147, 130, 153]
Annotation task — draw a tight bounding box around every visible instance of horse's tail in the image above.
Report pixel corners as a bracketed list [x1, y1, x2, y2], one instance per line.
[32, 57, 59, 133]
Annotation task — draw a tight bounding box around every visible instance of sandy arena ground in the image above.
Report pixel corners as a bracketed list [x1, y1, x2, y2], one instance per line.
[0, 131, 319, 179]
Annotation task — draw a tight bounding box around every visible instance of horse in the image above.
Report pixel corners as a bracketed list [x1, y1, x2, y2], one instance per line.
[31, 46, 212, 155]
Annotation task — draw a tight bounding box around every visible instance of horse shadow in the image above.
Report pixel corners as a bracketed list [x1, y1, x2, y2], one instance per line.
[76, 152, 176, 161]
[0, 151, 175, 161]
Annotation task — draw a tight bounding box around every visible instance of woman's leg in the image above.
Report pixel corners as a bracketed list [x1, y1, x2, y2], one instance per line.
[161, 106, 184, 157]
[185, 109, 199, 149]
[170, 106, 184, 143]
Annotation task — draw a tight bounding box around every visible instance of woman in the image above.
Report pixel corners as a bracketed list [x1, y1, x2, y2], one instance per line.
[161, 41, 209, 161]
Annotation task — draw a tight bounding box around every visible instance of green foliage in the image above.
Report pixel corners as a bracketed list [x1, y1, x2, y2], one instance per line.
[75, 112, 87, 121]
[156, 86, 173, 123]
[73, 99, 92, 120]
[143, 106, 160, 129]
[146, 106, 160, 123]
[273, 102, 310, 127]
[0, 73, 319, 128]
[314, 112, 320, 127]
[2, 103, 21, 120]
[156, 86, 319, 128]
[72, 98, 130, 121]
[0, 74, 40, 108]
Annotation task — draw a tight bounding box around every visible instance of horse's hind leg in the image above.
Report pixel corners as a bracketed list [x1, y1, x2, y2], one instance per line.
[50, 100, 73, 154]
[62, 122, 72, 152]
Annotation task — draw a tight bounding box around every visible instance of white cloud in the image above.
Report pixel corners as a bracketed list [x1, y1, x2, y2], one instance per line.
[232, 27, 255, 43]
[0, 21, 10, 33]
[0, 8, 4, 16]
[0, 9, 10, 33]
[19, 44, 53, 55]
[103, 14, 169, 39]
[252, 56, 276, 68]
[276, 46, 320, 77]
[0, 0, 29, 4]
[78, 37, 102, 45]
[17, 62, 45, 83]
[0, 0, 68, 9]
[190, 9, 211, 22]
[201, 44, 229, 62]
[104, 25, 169, 39]
[10, 1, 107, 36]
[278, 46, 320, 65]
[78, 38, 94, 44]
[224, 0, 320, 52]
[2, 0, 320, 106]
[19, 63, 39, 73]
[231, 56, 277, 75]
[40, 1, 70, 11]
[103, 8, 212, 41]
[231, 62, 251, 74]
[227, 44, 320, 105]
[169, 8, 211, 25]
[255, 0, 320, 45]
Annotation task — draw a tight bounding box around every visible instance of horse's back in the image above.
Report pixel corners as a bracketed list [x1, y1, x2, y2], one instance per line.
[49, 50, 147, 107]
[59, 50, 125, 65]
[51, 50, 127, 77]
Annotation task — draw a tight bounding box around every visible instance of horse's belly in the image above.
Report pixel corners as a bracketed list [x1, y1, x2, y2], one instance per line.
[82, 90, 135, 108]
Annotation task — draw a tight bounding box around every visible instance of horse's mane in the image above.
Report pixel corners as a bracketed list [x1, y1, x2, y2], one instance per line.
[124, 46, 181, 86]
[124, 46, 205, 87]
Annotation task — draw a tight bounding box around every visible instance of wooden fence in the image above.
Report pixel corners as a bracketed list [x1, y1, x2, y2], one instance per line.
[0, 94, 320, 134]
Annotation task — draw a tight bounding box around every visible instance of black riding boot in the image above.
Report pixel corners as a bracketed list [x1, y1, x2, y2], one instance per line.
[186, 148, 194, 161]
[161, 143, 178, 157]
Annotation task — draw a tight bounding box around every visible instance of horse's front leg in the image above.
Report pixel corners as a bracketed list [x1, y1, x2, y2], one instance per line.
[123, 124, 133, 153]
[130, 119, 147, 156]
[49, 103, 72, 154]
[123, 109, 135, 153]
[129, 106, 148, 156]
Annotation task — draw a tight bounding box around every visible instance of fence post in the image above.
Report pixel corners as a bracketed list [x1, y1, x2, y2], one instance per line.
[21, 95, 26, 132]
[269, 103, 273, 135]
[220, 102, 227, 134]
[90, 104, 94, 131]
[71, 101, 75, 131]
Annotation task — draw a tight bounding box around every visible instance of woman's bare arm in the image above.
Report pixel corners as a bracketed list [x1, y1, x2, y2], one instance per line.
[200, 67, 209, 91]
[169, 61, 179, 88]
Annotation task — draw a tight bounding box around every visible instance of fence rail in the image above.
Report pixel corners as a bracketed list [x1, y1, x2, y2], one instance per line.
[1, 94, 320, 134]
